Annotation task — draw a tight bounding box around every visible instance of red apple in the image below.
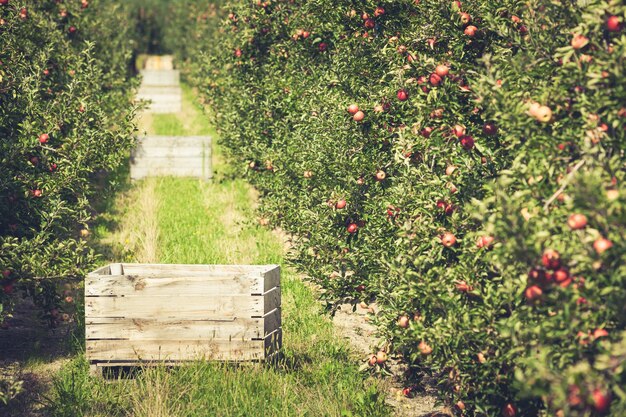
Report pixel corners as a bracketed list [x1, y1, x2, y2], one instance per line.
[429, 73, 443, 86]
[502, 403, 517, 417]
[567, 213, 587, 230]
[460, 135, 475, 150]
[375, 170, 386, 181]
[591, 389, 611, 413]
[482, 122, 498, 136]
[336, 199, 347, 210]
[2, 283, 13, 294]
[441, 232, 457, 247]
[32, 189, 43, 198]
[318, 42, 328, 52]
[397, 315, 410, 328]
[234, 48, 242, 57]
[460, 12, 471, 24]
[353, 110, 365, 122]
[347, 104, 359, 115]
[418, 341, 432, 355]
[525, 285, 543, 301]
[374, 6, 385, 17]
[593, 328, 609, 339]
[68, 26, 77, 34]
[39, 133, 49, 144]
[464, 25, 478, 37]
[364, 18, 375, 29]
[435, 64, 449, 77]
[594, 238, 613, 254]
[376, 350, 387, 364]
[397, 89, 409, 101]
[0, 0, 9, 6]
[476, 236, 494, 249]
[452, 125, 466, 138]
[607, 16, 621, 32]
[542, 249, 561, 270]
[571, 34, 589, 49]
[347, 223, 358, 234]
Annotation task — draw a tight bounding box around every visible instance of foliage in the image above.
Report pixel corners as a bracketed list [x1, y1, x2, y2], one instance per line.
[0, 0, 137, 326]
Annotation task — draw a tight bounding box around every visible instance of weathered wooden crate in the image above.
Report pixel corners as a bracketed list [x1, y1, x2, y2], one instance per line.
[130, 136, 212, 181]
[85, 263, 281, 374]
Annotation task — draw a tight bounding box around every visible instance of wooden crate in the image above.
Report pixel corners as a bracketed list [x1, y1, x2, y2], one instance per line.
[130, 136, 212, 181]
[85, 263, 281, 374]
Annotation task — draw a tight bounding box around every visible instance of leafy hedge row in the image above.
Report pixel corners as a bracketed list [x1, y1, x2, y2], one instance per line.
[0, 1, 137, 329]
[160, 0, 624, 415]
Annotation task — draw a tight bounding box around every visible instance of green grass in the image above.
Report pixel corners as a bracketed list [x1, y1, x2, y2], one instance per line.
[45, 86, 390, 417]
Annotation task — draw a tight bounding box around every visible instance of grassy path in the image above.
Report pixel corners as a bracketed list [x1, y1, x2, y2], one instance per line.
[46, 86, 390, 416]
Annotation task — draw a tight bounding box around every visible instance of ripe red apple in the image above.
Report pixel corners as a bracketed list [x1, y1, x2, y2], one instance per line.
[441, 232, 457, 247]
[429, 73, 443, 86]
[0, 0, 9, 6]
[464, 25, 478, 37]
[476, 236, 494, 249]
[591, 389, 611, 413]
[2, 283, 13, 294]
[336, 200, 347, 210]
[594, 237, 613, 254]
[19, 7, 27, 20]
[402, 387, 413, 398]
[374, 6, 385, 17]
[460, 12, 471, 24]
[460, 135, 475, 150]
[525, 285, 543, 301]
[318, 42, 328, 52]
[542, 249, 561, 270]
[234, 48, 242, 57]
[456, 401, 466, 411]
[502, 403, 517, 417]
[347, 223, 358, 234]
[397, 315, 410, 328]
[375, 170, 386, 181]
[571, 34, 589, 49]
[397, 89, 409, 101]
[482, 122, 498, 136]
[435, 64, 449, 77]
[553, 268, 570, 285]
[455, 281, 473, 292]
[607, 16, 621, 32]
[353, 110, 365, 122]
[452, 125, 466, 138]
[39, 133, 49, 144]
[418, 341, 432, 355]
[420, 126, 433, 138]
[567, 213, 587, 230]
[32, 189, 43, 198]
[593, 328, 609, 339]
[376, 350, 388, 364]
[68, 26, 77, 34]
[364, 18, 375, 29]
[347, 104, 359, 115]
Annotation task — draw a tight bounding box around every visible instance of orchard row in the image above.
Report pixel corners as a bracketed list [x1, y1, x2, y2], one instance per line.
[155, 0, 626, 414]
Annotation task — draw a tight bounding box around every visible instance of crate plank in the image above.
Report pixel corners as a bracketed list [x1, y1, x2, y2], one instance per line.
[86, 339, 265, 361]
[117, 263, 274, 276]
[264, 308, 281, 335]
[86, 274, 265, 297]
[262, 265, 281, 293]
[263, 287, 281, 316]
[86, 317, 266, 340]
[85, 295, 268, 320]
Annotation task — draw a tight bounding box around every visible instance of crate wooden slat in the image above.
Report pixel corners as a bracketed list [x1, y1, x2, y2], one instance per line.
[86, 264, 281, 374]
